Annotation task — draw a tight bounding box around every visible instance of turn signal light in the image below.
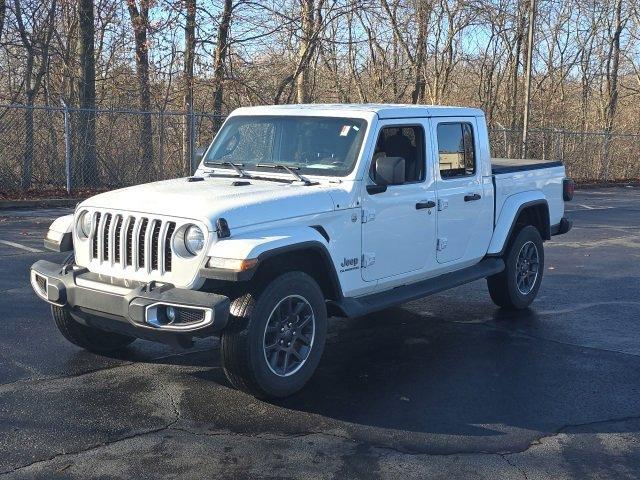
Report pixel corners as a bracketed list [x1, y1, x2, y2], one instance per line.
[207, 257, 258, 272]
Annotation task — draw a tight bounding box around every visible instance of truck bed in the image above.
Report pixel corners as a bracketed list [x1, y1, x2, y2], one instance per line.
[491, 158, 566, 232]
[491, 158, 562, 174]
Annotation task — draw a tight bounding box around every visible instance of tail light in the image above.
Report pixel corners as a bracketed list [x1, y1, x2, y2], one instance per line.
[563, 178, 575, 201]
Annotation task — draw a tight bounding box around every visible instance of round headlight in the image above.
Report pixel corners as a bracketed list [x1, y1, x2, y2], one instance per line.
[184, 225, 205, 255]
[78, 211, 92, 238]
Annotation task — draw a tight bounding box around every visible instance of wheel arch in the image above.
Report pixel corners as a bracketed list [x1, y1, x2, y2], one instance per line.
[488, 195, 550, 257]
[251, 242, 343, 303]
[202, 226, 343, 305]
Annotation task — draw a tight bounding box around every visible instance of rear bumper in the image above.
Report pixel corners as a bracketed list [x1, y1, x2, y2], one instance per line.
[30, 260, 230, 348]
[551, 216, 573, 236]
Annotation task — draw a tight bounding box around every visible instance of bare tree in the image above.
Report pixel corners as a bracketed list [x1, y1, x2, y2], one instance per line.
[295, 0, 316, 102]
[0, 0, 6, 39]
[126, 0, 154, 176]
[274, 0, 337, 104]
[77, 0, 97, 187]
[381, 0, 433, 104]
[600, 0, 628, 180]
[521, 0, 536, 158]
[427, 0, 472, 104]
[212, 0, 232, 126]
[14, 0, 57, 189]
[497, 0, 526, 156]
[474, 1, 511, 123]
[182, 0, 196, 174]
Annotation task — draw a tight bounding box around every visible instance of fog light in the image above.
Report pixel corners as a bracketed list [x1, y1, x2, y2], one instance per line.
[166, 306, 176, 323]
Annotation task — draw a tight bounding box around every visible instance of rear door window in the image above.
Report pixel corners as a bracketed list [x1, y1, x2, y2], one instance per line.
[437, 123, 475, 179]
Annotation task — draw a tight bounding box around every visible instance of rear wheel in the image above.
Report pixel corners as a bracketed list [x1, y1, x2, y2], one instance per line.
[52, 254, 135, 353]
[487, 225, 544, 310]
[220, 271, 327, 399]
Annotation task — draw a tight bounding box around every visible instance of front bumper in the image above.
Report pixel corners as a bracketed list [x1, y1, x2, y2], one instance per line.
[30, 260, 230, 348]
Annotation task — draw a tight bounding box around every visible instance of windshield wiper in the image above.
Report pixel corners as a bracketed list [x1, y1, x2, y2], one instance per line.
[207, 161, 249, 178]
[256, 163, 315, 185]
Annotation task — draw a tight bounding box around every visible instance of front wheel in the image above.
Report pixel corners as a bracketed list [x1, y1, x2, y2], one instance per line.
[53, 306, 136, 353]
[487, 225, 545, 310]
[220, 271, 327, 398]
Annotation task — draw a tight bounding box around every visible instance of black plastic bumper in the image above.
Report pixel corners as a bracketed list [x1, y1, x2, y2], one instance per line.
[551, 216, 573, 236]
[30, 260, 230, 348]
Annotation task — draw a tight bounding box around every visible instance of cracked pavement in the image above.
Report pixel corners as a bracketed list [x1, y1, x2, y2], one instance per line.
[0, 186, 639, 479]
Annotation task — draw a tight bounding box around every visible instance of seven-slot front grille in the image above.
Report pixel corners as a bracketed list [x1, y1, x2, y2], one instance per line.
[90, 212, 176, 274]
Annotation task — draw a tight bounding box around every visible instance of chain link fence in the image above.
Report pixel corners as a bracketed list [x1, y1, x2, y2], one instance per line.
[0, 104, 224, 195]
[1, 104, 638, 196]
[488, 126, 640, 182]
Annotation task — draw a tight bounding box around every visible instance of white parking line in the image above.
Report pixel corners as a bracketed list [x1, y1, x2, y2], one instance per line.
[566, 204, 616, 212]
[0, 239, 42, 253]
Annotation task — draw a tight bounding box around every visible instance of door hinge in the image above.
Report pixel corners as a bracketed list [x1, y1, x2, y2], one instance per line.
[361, 252, 376, 267]
[437, 238, 448, 251]
[437, 199, 448, 211]
[361, 209, 376, 223]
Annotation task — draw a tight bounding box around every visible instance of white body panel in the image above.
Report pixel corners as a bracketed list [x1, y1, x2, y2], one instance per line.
[360, 118, 437, 282]
[487, 166, 566, 255]
[493, 166, 566, 226]
[54, 104, 568, 299]
[45, 214, 74, 245]
[49, 214, 74, 234]
[428, 116, 494, 265]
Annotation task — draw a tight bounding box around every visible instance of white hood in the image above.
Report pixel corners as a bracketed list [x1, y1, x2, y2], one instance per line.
[80, 176, 339, 231]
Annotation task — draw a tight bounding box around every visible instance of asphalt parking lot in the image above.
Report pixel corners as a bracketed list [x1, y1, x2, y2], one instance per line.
[0, 187, 639, 479]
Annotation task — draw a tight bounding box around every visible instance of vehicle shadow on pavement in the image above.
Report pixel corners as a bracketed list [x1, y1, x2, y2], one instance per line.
[189, 304, 640, 446]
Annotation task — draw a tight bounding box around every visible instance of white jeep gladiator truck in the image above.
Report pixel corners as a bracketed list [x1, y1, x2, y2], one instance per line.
[31, 104, 574, 398]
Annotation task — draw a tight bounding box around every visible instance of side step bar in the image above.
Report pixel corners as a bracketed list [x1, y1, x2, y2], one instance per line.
[331, 257, 505, 318]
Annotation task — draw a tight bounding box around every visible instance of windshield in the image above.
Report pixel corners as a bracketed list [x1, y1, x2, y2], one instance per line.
[204, 116, 368, 177]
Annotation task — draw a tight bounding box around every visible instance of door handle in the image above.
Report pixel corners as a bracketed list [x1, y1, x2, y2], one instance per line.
[416, 200, 436, 210]
[464, 193, 481, 202]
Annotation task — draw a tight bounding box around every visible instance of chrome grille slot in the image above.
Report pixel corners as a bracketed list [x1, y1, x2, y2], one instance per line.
[125, 219, 135, 266]
[138, 218, 149, 269]
[151, 220, 161, 271]
[88, 211, 183, 276]
[92, 212, 101, 259]
[102, 213, 112, 261]
[113, 215, 123, 263]
[165, 222, 176, 272]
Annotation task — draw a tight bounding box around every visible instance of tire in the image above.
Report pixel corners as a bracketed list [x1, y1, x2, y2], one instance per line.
[52, 254, 135, 353]
[220, 271, 327, 399]
[487, 225, 545, 310]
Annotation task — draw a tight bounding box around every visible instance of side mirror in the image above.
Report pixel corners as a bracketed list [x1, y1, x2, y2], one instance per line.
[194, 146, 207, 165]
[374, 156, 405, 186]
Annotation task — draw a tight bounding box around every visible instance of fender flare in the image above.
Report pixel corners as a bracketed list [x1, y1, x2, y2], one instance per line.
[202, 226, 343, 298]
[44, 214, 74, 252]
[487, 193, 549, 256]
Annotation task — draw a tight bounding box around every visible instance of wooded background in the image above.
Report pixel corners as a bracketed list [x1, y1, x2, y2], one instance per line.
[1, 0, 639, 193]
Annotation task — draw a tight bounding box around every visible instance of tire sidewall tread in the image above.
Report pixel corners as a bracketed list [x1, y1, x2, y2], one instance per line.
[221, 271, 327, 399]
[51, 254, 134, 353]
[488, 225, 544, 310]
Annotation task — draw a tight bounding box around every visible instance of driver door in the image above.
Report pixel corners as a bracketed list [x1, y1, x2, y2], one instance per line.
[361, 121, 437, 282]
